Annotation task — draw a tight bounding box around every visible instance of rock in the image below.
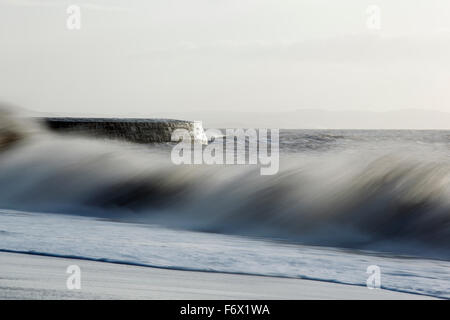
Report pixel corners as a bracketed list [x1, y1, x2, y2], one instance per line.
[40, 117, 208, 144]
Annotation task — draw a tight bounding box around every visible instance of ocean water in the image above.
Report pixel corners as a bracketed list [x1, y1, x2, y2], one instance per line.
[0, 114, 449, 298]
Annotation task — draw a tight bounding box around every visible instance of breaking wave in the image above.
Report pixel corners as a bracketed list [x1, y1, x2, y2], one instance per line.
[0, 106, 449, 259]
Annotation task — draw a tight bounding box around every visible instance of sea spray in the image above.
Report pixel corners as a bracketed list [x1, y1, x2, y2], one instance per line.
[0, 107, 449, 259]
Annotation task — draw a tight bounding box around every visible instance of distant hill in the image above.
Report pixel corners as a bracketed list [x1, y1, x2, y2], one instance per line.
[148, 109, 450, 129]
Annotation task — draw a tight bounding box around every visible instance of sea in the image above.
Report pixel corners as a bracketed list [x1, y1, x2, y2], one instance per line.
[0, 117, 449, 298]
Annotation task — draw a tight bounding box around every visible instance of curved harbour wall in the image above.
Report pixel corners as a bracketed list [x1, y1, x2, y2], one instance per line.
[40, 117, 207, 144]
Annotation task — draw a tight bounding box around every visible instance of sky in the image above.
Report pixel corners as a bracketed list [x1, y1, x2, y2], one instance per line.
[1, 0, 450, 122]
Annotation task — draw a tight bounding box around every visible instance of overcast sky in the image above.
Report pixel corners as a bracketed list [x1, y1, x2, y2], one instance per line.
[1, 0, 450, 120]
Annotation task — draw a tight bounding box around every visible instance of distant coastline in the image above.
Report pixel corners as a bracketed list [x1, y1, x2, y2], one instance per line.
[26, 108, 450, 130]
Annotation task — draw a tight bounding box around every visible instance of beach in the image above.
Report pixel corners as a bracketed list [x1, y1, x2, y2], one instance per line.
[0, 251, 434, 300]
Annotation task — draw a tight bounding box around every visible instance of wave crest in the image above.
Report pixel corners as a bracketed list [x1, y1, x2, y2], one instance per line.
[0, 109, 449, 259]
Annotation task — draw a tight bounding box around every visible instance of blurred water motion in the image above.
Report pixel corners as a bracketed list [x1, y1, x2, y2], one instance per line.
[0, 105, 449, 259]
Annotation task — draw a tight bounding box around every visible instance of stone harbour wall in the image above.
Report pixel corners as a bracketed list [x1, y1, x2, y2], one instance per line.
[40, 117, 208, 144]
